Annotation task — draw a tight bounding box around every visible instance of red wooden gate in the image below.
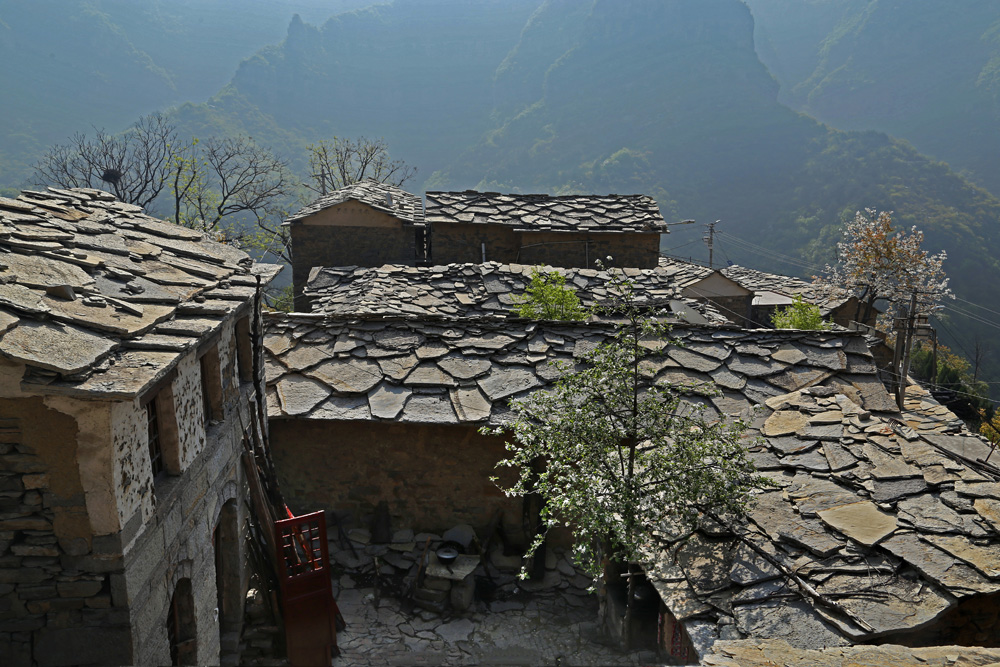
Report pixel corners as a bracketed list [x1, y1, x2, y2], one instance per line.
[275, 511, 338, 666]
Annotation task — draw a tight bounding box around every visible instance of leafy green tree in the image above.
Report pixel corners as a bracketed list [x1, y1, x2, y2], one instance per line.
[771, 295, 831, 330]
[486, 269, 769, 582]
[911, 343, 990, 419]
[512, 268, 587, 321]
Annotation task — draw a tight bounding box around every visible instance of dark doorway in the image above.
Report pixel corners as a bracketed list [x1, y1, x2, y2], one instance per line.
[168, 578, 197, 665]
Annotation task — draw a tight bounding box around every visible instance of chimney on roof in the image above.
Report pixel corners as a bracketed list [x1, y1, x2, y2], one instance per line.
[386, 191, 394, 208]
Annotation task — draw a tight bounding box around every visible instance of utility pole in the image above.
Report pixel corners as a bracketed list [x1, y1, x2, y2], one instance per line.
[895, 292, 919, 410]
[704, 221, 718, 269]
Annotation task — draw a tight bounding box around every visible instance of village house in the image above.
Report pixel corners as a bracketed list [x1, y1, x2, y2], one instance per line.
[659, 257, 868, 329]
[0, 188, 279, 666]
[284, 180, 426, 310]
[424, 190, 668, 269]
[285, 182, 673, 310]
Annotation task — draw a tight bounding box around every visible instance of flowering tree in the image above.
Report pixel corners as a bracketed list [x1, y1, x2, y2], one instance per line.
[485, 269, 769, 584]
[826, 208, 953, 324]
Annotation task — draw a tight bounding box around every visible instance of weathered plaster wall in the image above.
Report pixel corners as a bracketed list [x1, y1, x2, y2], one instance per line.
[269, 419, 526, 539]
[123, 323, 256, 666]
[173, 352, 208, 469]
[110, 399, 152, 539]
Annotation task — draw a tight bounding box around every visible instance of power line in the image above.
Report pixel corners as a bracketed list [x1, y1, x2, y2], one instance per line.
[714, 231, 826, 274]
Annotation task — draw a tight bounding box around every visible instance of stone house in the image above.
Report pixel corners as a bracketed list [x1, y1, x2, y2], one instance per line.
[284, 179, 426, 310]
[286, 184, 671, 312]
[425, 191, 668, 269]
[0, 188, 280, 666]
[659, 258, 868, 329]
[264, 306, 1000, 661]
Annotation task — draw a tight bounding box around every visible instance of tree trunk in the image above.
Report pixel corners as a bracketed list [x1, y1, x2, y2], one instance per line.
[623, 562, 637, 651]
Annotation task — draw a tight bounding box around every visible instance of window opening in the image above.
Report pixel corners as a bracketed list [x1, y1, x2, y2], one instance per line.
[147, 401, 165, 480]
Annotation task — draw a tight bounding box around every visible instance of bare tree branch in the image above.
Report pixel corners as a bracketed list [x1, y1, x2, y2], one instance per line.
[306, 136, 416, 194]
[33, 113, 176, 209]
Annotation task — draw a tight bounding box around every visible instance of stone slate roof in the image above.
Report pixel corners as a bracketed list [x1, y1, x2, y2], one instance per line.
[722, 265, 852, 312]
[0, 187, 281, 398]
[284, 178, 424, 225]
[424, 190, 667, 233]
[264, 316, 891, 426]
[649, 382, 1000, 658]
[302, 262, 727, 324]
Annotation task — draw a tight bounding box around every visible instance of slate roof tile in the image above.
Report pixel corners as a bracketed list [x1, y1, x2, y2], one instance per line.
[304, 262, 727, 324]
[0, 187, 281, 396]
[284, 178, 424, 225]
[425, 190, 667, 233]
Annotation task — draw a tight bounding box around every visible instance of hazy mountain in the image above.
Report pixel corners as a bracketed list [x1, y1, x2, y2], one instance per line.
[6, 0, 1000, 384]
[181, 0, 1000, 382]
[746, 0, 1000, 194]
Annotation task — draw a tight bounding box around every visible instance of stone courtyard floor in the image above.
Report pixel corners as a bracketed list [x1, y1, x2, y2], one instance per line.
[332, 570, 665, 667]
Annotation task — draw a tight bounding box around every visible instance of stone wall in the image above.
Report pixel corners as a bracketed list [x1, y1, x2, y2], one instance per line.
[0, 311, 258, 666]
[269, 419, 526, 541]
[431, 223, 660, 269]
[430, 223, 518, 265]
[0, 397, 131, 667]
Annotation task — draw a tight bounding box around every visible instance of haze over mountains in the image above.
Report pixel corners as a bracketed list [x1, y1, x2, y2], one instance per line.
[3, 0, 1000, 382]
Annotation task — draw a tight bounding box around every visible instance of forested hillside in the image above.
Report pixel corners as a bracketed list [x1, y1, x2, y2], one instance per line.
[0, 0, 369, 189]
[746, 0, 1000, 194]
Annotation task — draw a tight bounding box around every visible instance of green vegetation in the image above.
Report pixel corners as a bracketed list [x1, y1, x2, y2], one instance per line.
[512, 269, 587, 321]
[911, 343, 990, 419]
[771, 295, 830, 330]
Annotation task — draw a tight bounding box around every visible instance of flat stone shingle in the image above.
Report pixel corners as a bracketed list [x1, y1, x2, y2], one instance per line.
[285, 178, 424, 225]
[424, 190, 666, 233]
[0, 186, 279, 396]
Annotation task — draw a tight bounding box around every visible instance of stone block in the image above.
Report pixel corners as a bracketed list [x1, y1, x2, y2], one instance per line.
[0, 567, 47, 584]
[84, 595, 112, 609]
[11, 544, 58, 557]
[17, 584, 58, 600]
[414, 586, 448, 603]
[21, 474, 47, 490]
[57, 580, 104, 598]
[59, 552, 122, 574]
[109, 573, 129, 606]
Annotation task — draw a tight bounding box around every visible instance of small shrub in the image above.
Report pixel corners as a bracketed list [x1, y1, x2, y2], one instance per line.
[771, 295, 830, 330]
[512, 268, 587, 321]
